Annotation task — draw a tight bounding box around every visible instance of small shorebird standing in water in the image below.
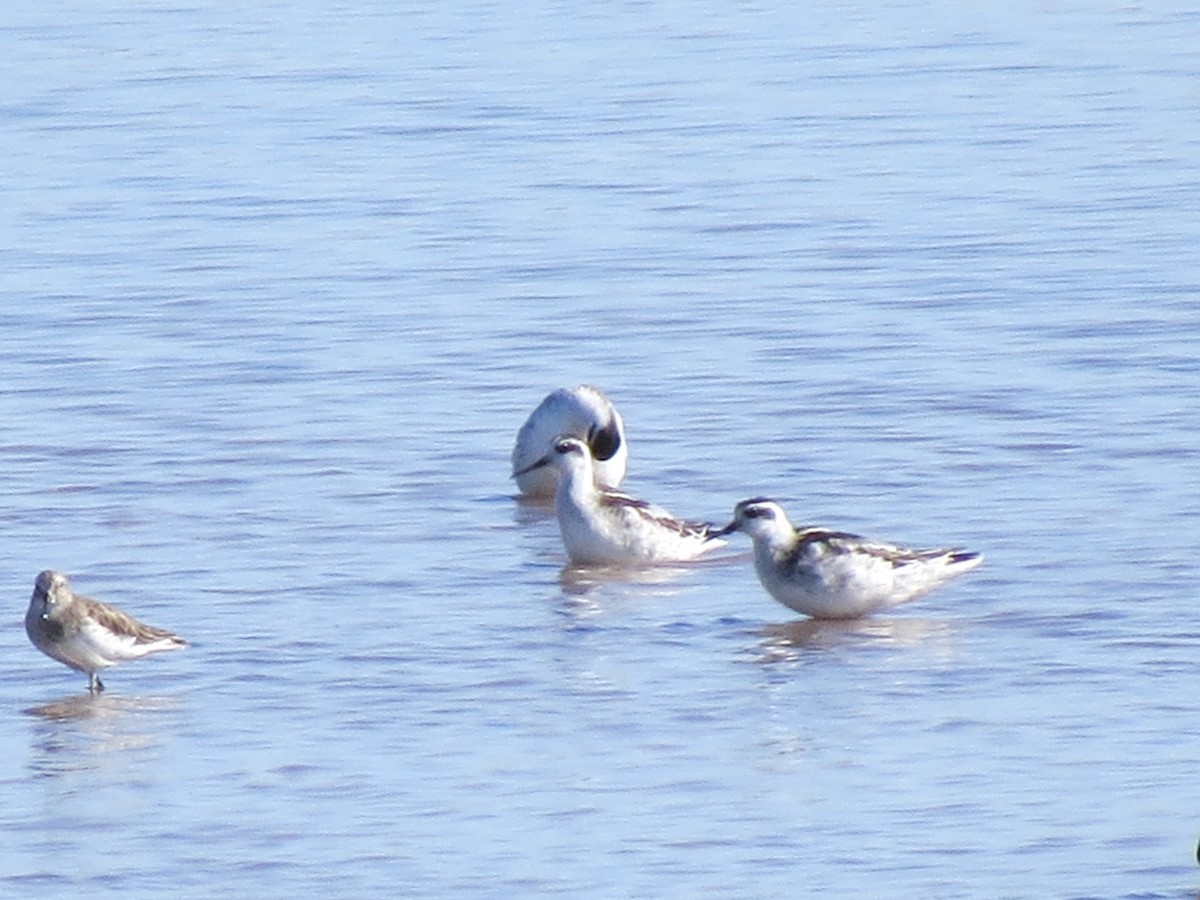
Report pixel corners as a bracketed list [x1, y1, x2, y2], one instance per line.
[25, 570, 187, 692]
[716, 498, 982, 619]
[514, 435, 725, 565]
[511, 385, 628, 499]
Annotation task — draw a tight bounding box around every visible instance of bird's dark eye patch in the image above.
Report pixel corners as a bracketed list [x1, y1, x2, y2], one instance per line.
[746, 506, 774, 519]
[587, 424, 621, 462]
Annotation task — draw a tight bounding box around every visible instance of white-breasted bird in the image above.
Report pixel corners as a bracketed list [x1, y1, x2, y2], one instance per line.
[511, 386, 628, 499]
[716, 498, 982, 619]
[515, 435, 725, 565]
[25, 570, 187, 692]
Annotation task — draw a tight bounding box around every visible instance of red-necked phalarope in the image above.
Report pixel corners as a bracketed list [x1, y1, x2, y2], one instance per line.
[512, 386, 628, 499]
[25, 570, 187, 692]
[515, 435, 726, 565]
[715, 498, 982, 619]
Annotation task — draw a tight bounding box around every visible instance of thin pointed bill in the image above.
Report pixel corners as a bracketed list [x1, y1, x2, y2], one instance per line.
[512, 455, 552, 478]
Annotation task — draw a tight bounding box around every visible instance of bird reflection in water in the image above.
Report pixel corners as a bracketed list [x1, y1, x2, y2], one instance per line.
[24, 692, 182, 777]
[556, 543, 749, 597]
[557, 561, 693, 598]
[753, 617, 955, 663]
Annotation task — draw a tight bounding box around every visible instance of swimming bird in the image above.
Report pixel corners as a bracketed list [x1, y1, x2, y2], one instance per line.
[715, 498, 982, 619]
[512, 386, 628, 499]
[25, 570, 187, 692]
[514, 435, 725, 565]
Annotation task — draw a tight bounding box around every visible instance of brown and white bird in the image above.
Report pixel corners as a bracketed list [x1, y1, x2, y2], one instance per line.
[25, 570, 187, 692]
[716, 498, 982, 619]
[515, 435, 725, 565]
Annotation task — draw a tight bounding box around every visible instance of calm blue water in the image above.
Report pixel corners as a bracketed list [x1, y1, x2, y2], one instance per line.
[3, 2, 1200, 897]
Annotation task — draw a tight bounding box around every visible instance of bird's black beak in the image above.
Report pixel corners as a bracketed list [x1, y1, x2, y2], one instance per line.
[513, 454, 551, 478]
[711, 521, 740, 538]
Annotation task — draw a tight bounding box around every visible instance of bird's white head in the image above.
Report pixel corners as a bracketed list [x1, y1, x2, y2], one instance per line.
[715, 497, 794, 543]
[512, 434, 594, 483]
[511, 386, 627, 498]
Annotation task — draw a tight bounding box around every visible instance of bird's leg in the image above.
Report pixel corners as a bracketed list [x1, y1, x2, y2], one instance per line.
[88, 673, 105, 693]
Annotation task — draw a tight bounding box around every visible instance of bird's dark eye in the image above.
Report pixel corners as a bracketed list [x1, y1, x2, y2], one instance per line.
[747, 506, 774, 520]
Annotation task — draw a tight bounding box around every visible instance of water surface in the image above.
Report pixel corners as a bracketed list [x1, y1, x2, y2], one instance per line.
[2, 2, 1200, 897]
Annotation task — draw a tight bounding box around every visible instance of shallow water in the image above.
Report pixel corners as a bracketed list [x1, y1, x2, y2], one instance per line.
[3, 2, 1200, 897]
